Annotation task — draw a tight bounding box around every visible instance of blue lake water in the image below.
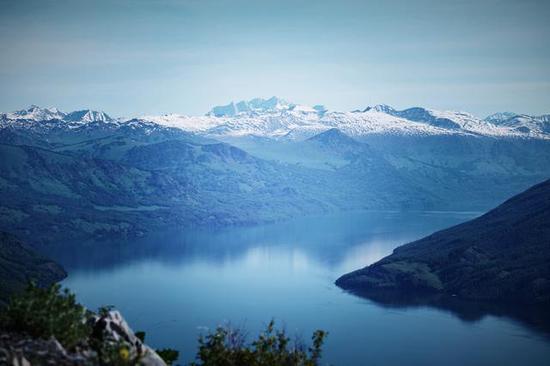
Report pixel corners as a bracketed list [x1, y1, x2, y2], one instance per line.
[52, 211, 550, 365]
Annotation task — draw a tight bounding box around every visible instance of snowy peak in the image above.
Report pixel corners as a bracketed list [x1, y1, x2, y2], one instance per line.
[7, 105, 66, 121]
[363, 104, 395, 114]
[2, 106, 112, 124]
[247, 96, 291, 111]
[209, 102, 238, 117]
[492, 114, 550, 134]
[484, 112, 550, 134]
[1, 101, 549, 141]
[208, 97, 295, 117]
[484, 112, 518, 124]
[145, 101, 550, 141]
[64, 110, 112, 123]
[384, 107, 462, 129]
[362, 105, 465, 129]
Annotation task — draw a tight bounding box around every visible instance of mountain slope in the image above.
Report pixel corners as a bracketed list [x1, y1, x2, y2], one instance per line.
[0, 143, 192, 244]
[0, 139, 347, 244]
[0, 131, 437, 244]
[360, 133, 550, 210]
[1, 102, 549, 244]
[336, 179, 550, 304]
[0, 232, 66, 305]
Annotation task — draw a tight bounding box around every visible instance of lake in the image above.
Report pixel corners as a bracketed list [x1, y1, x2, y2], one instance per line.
[50, 211, 550, 366]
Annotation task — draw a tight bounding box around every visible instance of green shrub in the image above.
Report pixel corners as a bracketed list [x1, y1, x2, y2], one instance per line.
[135, 330, 146, 342]
[91, 335, 137, 366]
[156, 348, 180, 365]
[191, 320, 327, 366]
[1, 285, 328, 366]
[0, 282, 91, 350]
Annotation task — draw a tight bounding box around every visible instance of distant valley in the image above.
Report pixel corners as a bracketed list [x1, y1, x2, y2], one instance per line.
[1, 98, 549, 245]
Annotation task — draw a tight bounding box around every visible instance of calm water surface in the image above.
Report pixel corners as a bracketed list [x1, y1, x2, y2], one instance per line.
[51, 211, 550, 366]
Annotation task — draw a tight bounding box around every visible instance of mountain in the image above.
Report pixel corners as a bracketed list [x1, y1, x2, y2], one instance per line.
[0, 107, 197, 148]
[142, 99, 550, 140]
[0, 124, 437, 244]
[0, 232, 66, 305]
[294, 128, 379, 168]
[0, 105, 112, 127]
[484, 112, 518, 124]
[1, 101, 549, 244]
[336, 179, 550, 304]
[492, 114, 550, 135]
[0, 139, 319, 244]
[382, 106, 463, 129]
[2, 105, 66, 121]
[306, 127, 362, 147]
[195, 102, 550, 211]
[0, 142, 187, 243]
[1, 106, 111, 124]
[64, 109, 112, 123]
[484, 112, 550, 134]
[4, 103, 550, 142]
[207, 96, 295, 117]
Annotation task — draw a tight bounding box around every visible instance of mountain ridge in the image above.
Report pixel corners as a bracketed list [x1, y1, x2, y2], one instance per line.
[148, 100, 550, 140]
[4, 101, 549, 141]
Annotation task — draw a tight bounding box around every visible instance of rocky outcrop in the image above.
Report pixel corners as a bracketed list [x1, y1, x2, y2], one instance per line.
[0, 310, 167, 366]
[90, 310, 167, 365]
[336, 179, 550, 304]
[0, 332, 93, 365]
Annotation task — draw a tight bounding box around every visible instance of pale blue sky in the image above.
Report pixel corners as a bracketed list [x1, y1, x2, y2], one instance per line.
[0, 0, 549, 117]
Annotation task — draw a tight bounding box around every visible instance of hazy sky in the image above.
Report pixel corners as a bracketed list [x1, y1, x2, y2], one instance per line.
[0, 0, 549, 117]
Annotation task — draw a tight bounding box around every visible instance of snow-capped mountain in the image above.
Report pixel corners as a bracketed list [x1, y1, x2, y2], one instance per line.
[144, 98, 550, 141]
[145, 97, 324, 138]
[0, 106, 119, 138]
[0, 106, 197, 145]
[1, 106, 112, 124]
[1, 100, 549, 245]
[2, 101, 549, 142]
[328, 106, 547, 139]
[484, 113, 550, 135]
[207, 96, 295, 117]
[484, 112, 518, 124]
[204, 96, 328, 118]
[65, 109, 112, 123]
[3, 105, 66, 121]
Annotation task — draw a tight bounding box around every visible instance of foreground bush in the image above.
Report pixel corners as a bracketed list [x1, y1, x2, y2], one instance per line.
[191, 320, 327, 366]
[1, 284, 328, 365]
[0, 282, 91, 350]
[0, 284, 171, 365]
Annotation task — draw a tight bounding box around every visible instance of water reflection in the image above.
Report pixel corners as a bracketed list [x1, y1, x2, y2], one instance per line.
[46, 210, 550, 366]
[48, 210, 474, 272]
[345, 289, 550, 340]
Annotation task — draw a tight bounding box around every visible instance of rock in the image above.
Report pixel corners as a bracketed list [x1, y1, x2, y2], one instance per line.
[0, 332, 92, 365]
[90, 310, 167, 366]
[0, 311, 167, 365]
